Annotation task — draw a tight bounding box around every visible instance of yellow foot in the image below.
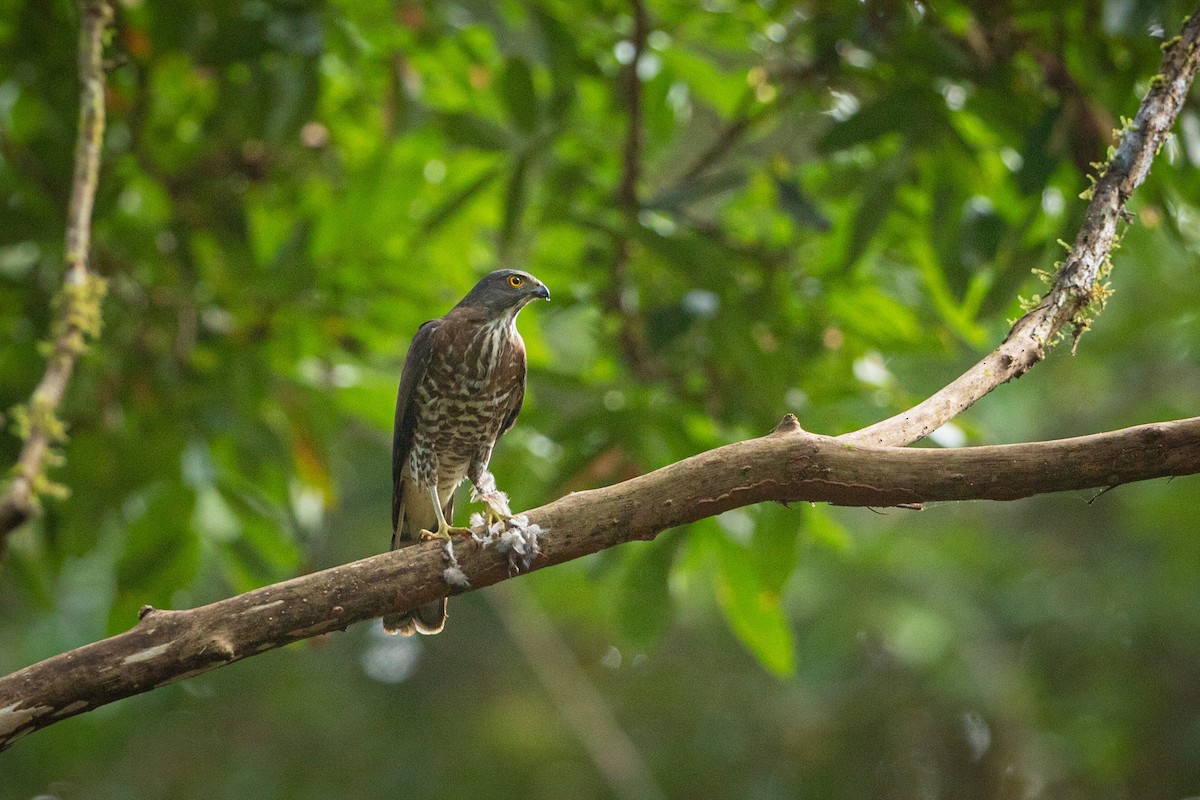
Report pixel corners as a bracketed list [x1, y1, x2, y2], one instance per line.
[484, 500, 513, 528]
[419, 524, 474, 542]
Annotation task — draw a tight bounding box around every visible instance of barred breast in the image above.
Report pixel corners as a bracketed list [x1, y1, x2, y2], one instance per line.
[407, 317, 524, 491]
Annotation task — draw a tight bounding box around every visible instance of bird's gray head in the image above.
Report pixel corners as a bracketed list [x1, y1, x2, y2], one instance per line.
[456, 269, 550, 316]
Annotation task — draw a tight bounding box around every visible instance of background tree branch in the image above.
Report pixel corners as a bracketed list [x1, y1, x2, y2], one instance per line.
[0, 0, 112, 545]
[488, 582, 667, 800]
[605, 0, 659, 381]
[2, 414, 1199, 751]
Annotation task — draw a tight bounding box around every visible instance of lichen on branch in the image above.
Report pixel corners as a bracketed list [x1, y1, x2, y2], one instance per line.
[843, 9, 1200, 449]
[0, 0, 113, 542]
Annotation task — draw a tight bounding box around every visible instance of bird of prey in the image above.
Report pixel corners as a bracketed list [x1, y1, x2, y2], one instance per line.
[383, 269, 550, 635]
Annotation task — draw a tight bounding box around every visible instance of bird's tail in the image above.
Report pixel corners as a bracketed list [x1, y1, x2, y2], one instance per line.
[382, 600, 447, 636]
[383, 492, 452, 636]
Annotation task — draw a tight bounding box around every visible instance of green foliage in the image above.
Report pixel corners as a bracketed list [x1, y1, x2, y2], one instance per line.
[3, 0, 1200, 797]
[699, 519, 797, 677]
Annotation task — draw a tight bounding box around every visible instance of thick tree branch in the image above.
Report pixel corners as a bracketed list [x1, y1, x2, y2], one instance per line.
[0, 0, 112, 543]
[3, 415, 1200, 750]
[841, 10, 1200, 448]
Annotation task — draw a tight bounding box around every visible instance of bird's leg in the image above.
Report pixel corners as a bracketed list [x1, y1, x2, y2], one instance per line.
[469, 466, 513, 527]
[419, 486, 473, 541]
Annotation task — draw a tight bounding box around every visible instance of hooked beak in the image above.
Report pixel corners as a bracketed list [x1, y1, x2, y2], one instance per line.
[533, 282, 550, 301]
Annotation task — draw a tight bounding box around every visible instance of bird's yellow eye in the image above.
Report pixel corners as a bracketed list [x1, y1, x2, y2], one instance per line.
[508, 275, 524, 288]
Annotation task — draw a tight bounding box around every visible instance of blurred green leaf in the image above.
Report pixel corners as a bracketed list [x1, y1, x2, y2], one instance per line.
[826, 284, 923, 345]
[498, 57, 539, 133]
[819, 90, 943, 153]
[614, 537, 677, 649]
[413, 164, 503, 240]
[646, 169, 748, 211]
[702, 526, 796, 677]
[218, 491, 301, 592]
[749, 508, 800, 594]
[773, 177, 832, 232]
[1017, 107, 1063, 196]
[844, 152, 910, 269]
[909, 235, 988, 346]
[531, 7, 579, 119]
[435, 111, 515, 151]
[805, 505, 854, 553]
[109, 481, 199, 632]
[500, 150, 532, 250]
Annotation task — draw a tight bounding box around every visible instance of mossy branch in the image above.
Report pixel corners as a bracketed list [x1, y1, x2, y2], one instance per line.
[0, 0, 113, 546]
[844, 9, 1200, 448]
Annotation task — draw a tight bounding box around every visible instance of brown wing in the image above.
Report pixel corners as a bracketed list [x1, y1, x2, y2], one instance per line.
[391, 319, 441, 534]
[497, 332, 527, 439]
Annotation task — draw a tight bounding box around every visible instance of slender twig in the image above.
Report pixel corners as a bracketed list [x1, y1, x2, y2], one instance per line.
[618, 0, 648, 211]
[677, 63, 816, 186]
[607, 0, 658, 380]
[677, 87, 757, 185]
[2, 414, 1199, 750]
[1033, 46, 1113, 172]
[672, 0, 819, 187]
[0, 0, 112, 545]
[928, 4, 1112, 174]
[841, 9, 1200, 448]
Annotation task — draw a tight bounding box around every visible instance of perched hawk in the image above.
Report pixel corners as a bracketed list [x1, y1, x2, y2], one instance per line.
[383, 269, 550, 635]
